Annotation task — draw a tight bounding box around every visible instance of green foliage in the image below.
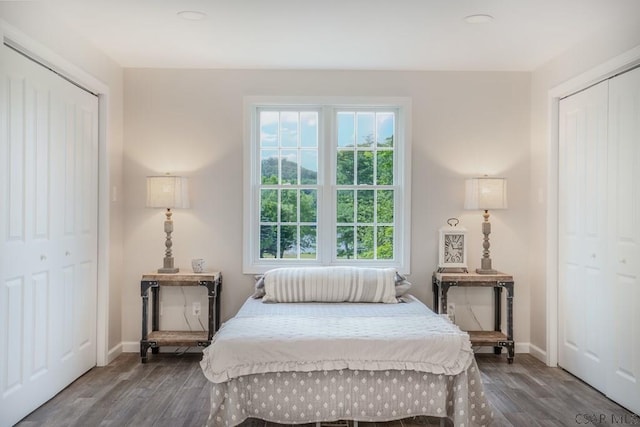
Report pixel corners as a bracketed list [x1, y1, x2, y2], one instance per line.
[336, 226, 354, 259]
[357, 151, 374, 184]
[260, 157, 318, 258]
[337, 190, 354, 223]
[377, 226, 394, 259]
[260, 225, 277, 258]
[377, 150, 393, 184]
[378, 135, 394, 148]
[261, 156, 318, 185]
[260, 138, 395, 260]
[260, 190, 318, 258]
[336, 151, 354, 185]
[335, 142, 395, 260]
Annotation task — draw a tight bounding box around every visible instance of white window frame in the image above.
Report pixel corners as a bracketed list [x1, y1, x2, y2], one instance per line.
[243, 96, 412, 274]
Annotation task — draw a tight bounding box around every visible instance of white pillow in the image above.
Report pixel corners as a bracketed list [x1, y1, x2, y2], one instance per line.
[251, 275, 265, 299]
[262, 266, 398, 303]
[394, 272, 412, 297]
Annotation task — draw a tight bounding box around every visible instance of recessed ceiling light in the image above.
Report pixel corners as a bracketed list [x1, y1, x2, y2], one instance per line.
[177, 10, 207, 21]
[464, 14, 494, 24]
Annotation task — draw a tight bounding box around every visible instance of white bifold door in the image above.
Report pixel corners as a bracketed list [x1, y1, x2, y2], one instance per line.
[559, 66, 640, 415]
[0, 45, 99, 426]
[606, 67, 640, 414]
[558, 80, 609, 392]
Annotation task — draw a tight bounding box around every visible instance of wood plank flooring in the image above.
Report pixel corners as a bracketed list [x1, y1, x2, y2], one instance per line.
[15, 353, 638, 427]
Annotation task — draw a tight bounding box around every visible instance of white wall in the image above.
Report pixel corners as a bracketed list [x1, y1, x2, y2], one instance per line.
[122, 69, 532, 351]
[0, 3, 125, 358]
[4, 0, 640, 367]
[0, 3, 537, 357]
[529, 17, 640, 360]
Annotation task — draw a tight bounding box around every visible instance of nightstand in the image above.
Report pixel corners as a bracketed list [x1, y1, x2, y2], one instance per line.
[140, 271, 222, 363]
[432, 271, 514, 363]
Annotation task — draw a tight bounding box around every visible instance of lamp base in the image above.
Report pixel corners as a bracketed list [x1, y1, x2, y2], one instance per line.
[477, 250, 496, 275]
[159, 253, 178, 274]
[476, 268, 497, 275]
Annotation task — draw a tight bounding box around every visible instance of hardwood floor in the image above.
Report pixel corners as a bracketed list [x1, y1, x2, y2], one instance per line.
[16, 353, 637, 427]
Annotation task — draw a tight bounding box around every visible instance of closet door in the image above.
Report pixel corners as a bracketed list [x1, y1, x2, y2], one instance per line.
[0, 46, 99, 426]
[607, 66, 640, 415]
[558, 80, 609, 392]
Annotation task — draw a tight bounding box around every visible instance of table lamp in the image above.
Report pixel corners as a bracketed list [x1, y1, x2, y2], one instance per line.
[146, 175, 190, 273]
[464, 176, 507, 274]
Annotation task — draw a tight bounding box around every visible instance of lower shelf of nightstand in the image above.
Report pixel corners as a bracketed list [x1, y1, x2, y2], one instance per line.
[467, 330, 515, 363]
[146, 331, 209, 346]
[467, 330, 508, 345]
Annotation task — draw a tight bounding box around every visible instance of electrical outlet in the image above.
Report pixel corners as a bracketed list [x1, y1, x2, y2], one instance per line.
[192, 302, 201, 316]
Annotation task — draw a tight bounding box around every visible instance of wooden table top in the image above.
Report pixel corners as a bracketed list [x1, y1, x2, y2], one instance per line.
[142, 271, 221, 284]
[433, 271, 513, 283]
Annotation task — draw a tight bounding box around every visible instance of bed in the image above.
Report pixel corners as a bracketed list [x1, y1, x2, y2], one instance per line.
[200, 267, 494, 427]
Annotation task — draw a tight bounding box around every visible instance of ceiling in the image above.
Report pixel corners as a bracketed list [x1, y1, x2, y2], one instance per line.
[23, 0, 640, 71]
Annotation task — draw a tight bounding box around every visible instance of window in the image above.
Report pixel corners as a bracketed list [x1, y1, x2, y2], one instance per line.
[244, 97, 411, 273]
[257, 110, 320, 260]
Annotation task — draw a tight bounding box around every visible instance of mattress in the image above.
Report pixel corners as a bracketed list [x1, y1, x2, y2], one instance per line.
[200, 296, 474, 383]
[201, 296, 494, 427]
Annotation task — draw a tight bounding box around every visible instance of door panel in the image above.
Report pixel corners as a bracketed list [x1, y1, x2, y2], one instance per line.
[31, 271, 50, 376]
[558, 80, 609, 392]
[0, 45, 99, 427]
[607, 66, 640, 415]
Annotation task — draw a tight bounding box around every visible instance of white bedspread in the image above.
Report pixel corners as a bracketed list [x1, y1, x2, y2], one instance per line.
[200, 296, 474, 383]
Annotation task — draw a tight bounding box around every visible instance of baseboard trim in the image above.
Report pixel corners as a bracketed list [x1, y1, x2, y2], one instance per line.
[107, 343, 123, 364]
[528, 343, 547, 364]
[515, 342, 529, 354]
[122, 341, 140, 353]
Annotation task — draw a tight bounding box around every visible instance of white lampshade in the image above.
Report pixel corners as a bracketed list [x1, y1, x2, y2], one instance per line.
[146, 176, 190, 209]
[464, 177, 507, 210]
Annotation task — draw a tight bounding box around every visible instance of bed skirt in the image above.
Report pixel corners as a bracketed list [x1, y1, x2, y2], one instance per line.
[205, 358, 493, 427]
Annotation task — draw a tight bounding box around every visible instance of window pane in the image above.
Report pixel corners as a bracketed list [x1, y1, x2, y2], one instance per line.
[356, 151, 374, 185]
[376, 113, 394, 147]
[336, 226, 355, 259]
[356, 226, 374, 259]
[260, 189, 278, 222]
[300, 189, 317, 223]
[336, 150, 355, 185]
[337, 112, 355, 147]
[300, 225, 317, 259]
[280, 225, 298, 258]
[357, 190, 374, 223]
[377, 190, 394, 223]
[376, 151, 393, 185]
[280, 189, 297, 223]
[260, 111, 278, 148]
[252, 106, 403, 268]
[281, 150, 298, 184]
[260, 225, 277, 258]
[357, 112, 375, 147]
[300, 150, 318, 184]
[377, 226, 394, 259]
[337, 190, 354, 223]
[280, 112, 298, 147]
[300, 112, 318, 148]
[261, 150, 279, 184]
